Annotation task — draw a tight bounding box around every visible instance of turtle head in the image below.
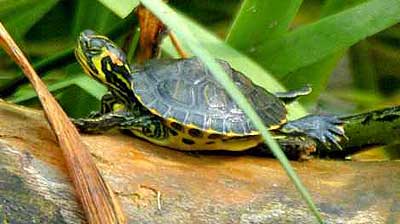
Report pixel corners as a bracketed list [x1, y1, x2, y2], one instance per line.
[75, 30, 133, 95]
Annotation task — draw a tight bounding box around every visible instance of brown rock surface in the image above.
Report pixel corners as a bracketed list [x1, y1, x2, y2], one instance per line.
[0, 100, 398, 223]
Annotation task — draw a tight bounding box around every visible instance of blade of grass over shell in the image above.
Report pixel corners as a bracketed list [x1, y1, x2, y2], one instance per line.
[252, 0, 400, 77]
[226, 0, 303, 54]
[139, 0, 323, 222]
[160, 14, 306, 119]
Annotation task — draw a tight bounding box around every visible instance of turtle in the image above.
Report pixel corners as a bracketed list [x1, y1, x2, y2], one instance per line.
[73, 30, 345, 153]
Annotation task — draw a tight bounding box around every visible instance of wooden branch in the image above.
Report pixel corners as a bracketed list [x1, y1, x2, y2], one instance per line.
[0, 23, 126, 224]
[168, 31, 189, 58]
[342, 105, 400, 149]
[135, 4, 167, 63]
[316, 105, 400, 157]
[0, 101, 398, 223]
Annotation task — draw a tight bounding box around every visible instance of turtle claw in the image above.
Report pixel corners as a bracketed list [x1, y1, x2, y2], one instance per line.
[328, 125, 345, 137]
[326, 132, 343, 150]
[281, 115, 347, 150]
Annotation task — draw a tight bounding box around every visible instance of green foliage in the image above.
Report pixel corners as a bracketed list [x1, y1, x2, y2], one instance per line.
[281, 0, 367, 104]
[0, 0, 59, 41]
[72, 0, 123, 36]
[253, 0, 400, 76]
[226, 0, 303, 53]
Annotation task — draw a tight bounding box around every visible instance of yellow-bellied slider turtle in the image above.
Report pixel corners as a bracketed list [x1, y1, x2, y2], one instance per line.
[73, 30, 345, 152]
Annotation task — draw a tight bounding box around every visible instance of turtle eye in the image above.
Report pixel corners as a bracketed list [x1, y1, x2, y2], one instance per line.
[87, 49, 101, 55]
[87, 39, 104, 55]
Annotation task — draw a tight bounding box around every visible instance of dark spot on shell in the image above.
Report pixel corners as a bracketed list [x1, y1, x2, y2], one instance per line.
[208, 133, 222, 139]
[182, 138, 195, 145]
[205, 141, 215, 144]
[188, 128, 203, 138]
[169, 129, 178, 136]
[171, 122, 183, 131]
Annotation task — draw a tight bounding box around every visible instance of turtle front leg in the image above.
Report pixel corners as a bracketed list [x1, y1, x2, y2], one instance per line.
[72, 112, 168, 138]
[87, 91, 123, 118]
[279, 115, 347, 149]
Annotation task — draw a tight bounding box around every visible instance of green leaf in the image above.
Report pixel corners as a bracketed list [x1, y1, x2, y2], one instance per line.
[55, 85, 102, 118]
[9, 74, 105, 103]
[0, 0, 59, 40]
[284, 0, 368, 104]
[72, 0, 122, 36]
[140, 0, 323, 222]
[321, 0, 368, 16]
[97, 0, 139, 18]
[283, 52, 345, 105]
[349, 40, 379, 91]
[253, 0, 400, 76]
[226, 0, 303, 54]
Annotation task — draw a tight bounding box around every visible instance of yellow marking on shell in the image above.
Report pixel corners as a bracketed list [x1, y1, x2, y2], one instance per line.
[130, 86, 275, 151]
[149, 108, 161, 117]
[126, 115, 264, 151]
[202, 127, 259, 136]
[225, 131, 245, 137]
[167, 117, 179, 123]
[165, 128, 263, 151]
[269, 117, 288, 130]
[249, 130, 260, 135]
[185, 123, 200, 130]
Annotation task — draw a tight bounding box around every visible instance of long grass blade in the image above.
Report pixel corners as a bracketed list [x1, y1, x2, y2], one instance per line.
[139, 0, 324, 222]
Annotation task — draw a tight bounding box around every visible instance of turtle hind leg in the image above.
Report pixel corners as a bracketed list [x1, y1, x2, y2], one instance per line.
[274, 85, 312, 104]
[279, 114, 347, 150]
[256, 136, 317, 160]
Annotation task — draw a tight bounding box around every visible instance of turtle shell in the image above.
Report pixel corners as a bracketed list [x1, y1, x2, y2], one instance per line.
[132, 57, 287, 135]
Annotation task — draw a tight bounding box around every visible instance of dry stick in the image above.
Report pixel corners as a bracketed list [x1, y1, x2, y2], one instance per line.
[168, 31, 188, 58]
[0, 23, 126, 224]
